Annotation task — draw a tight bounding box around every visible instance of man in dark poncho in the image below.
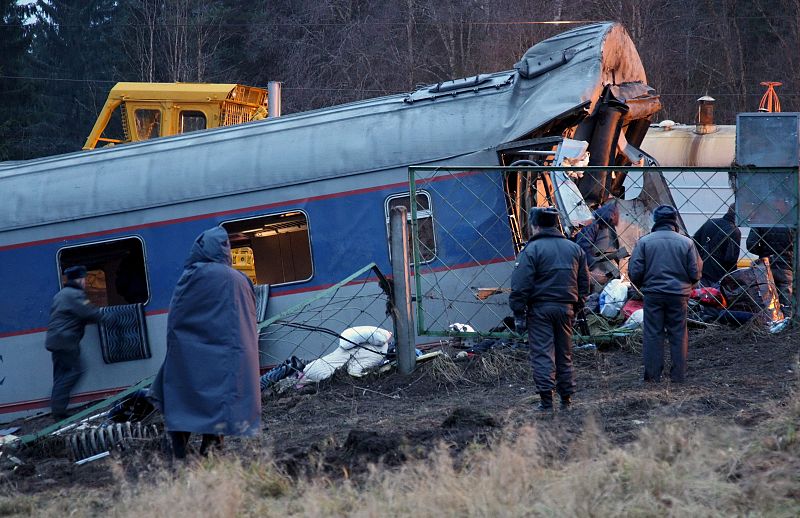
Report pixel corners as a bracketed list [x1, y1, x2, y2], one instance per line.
[150, 227, 261, 458]
[692, 205, 741, 286]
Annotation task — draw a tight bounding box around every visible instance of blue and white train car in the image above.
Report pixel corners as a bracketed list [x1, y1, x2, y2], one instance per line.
[0, 22, 661, 421]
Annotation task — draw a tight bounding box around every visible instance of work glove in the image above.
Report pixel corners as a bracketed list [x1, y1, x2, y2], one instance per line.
[514, 315, 527, 336]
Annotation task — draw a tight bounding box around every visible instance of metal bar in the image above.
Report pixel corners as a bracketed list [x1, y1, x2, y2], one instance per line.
[409, 167, 426, 336]
[794, 167, 800, 324]
[410, 165, 800, 173]
[390, 206, 416, 375]
[75, 451, 111, 465]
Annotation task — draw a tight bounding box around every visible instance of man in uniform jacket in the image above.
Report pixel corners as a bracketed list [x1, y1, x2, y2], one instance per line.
[746, 226, 794, 317]
[45, 265, 102, 419]
[149, 227, 261, 458]
[692, 205, 741, 285]
[629, 205, 702, 383]
[509, 207, 590, 411]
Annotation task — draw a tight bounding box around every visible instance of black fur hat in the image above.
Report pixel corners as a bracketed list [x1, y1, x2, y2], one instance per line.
[529, 207, 559, 228]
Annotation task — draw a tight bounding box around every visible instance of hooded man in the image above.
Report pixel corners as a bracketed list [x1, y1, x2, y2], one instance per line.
[692, 204, 741, 286]
[575, 200, 623, 291]
[509, 207, 590, 412]
[150, 227, 261, 458]
[629, 205, 702, 383]
[45, 265, 103, 419]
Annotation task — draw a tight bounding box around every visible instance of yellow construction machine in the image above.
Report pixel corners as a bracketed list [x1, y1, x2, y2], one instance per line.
[83, 82, 280, 150]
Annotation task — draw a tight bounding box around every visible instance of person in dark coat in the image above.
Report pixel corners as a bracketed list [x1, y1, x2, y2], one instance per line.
[45, 265, 102, 419]
[692, 205, 741, 285]
[629, 205, 702, 383]
[575, 200, 623, 292]
[509, 207, 590, 411]
[746, 226, 794, 317]
[149, 227, 261, 458]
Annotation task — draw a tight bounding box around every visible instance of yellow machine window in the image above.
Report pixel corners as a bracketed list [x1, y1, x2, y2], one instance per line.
[180, 111, 207, 134]
[222, 211, 313, 286]
[58, 237, 150, 307]
[134, 109, 161, 140]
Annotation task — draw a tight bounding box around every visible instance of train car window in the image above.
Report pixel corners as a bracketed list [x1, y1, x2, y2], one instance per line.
[222, 211, 313, 286]
[57, 237, 149, 307]
[180, 111, 207, 134]
[385, 191, 436, 263]
[134, 109, 161, 140]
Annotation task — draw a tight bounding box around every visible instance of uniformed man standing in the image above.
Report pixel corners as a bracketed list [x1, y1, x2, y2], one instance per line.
[509, 207, 590, 412]
[45, 266, 103, 419]
[629, 205, 702, 383]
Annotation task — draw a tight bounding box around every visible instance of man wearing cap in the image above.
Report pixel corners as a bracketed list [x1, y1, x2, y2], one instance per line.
[629, 205, 702, 383]
[509, 207, 590, 412]
[45, 266, 103, 419]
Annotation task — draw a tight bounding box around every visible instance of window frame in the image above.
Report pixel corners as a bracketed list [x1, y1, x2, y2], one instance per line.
[55, 235, 151, 307]
[384, 190, 436, 264]
[179, 110, 208, 134]
[133, 108, 162, 140]
[221, 209, 315, 287]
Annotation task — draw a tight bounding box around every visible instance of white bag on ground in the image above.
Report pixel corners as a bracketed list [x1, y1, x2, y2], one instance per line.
[300, 326, 393, 383]
[599, 279, 629, 318]
[620, 308, 644, 330]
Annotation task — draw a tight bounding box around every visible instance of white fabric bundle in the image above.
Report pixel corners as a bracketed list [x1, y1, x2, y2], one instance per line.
[300, 326, 393, 383]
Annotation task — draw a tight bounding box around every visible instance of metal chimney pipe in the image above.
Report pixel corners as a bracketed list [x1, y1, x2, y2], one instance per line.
[267, 81, 282, 118]
[695, 95, 716, 134]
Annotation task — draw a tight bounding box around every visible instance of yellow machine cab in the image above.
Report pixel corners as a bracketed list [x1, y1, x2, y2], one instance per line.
[83, 82, 280, 150]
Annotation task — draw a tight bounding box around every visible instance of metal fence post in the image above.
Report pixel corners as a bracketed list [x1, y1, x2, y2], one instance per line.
[794, 167, 800, 324]
[390, 206, 416, 374]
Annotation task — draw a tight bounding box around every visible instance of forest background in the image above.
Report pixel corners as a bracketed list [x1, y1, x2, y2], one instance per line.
[1, 0, 798, 160]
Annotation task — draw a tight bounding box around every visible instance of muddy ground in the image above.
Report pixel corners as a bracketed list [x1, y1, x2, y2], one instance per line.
[2, 324, 798, 494]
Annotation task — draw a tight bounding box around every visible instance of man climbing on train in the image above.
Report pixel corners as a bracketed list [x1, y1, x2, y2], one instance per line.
[45, 266, 103, 419]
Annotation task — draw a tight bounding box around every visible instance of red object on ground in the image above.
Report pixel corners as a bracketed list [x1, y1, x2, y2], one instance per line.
[621, 299, 644, 319]
[692, 287, 727, 308]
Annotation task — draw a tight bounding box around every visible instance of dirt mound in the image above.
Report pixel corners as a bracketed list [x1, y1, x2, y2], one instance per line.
[341, 430, 404, 465]
[441, 407, 499, 429]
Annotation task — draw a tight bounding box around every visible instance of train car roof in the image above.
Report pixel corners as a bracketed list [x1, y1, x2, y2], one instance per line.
[0, 22, 647, 234]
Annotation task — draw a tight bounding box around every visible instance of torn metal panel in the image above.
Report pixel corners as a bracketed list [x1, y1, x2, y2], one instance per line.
[609, 82, 662, 123]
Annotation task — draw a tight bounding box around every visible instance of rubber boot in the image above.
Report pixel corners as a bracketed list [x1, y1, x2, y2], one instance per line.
[560, 394, 572, 410]
[537, 391, 554, 413]
[199, 434, 224, 456]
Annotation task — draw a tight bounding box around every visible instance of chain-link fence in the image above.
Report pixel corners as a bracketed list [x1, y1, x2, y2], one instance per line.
[407, 165, 798, 341]
[256, 262, 397, 390]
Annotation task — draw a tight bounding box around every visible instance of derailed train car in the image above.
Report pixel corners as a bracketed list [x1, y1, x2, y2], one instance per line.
[0, 22, 670, 421]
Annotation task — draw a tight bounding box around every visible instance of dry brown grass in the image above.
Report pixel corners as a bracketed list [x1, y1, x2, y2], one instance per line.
[21, 404, 798, 518]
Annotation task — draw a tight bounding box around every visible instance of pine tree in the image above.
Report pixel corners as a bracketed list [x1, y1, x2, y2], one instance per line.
[27, 0, 125, 156]
[0, 1, 35, 160]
